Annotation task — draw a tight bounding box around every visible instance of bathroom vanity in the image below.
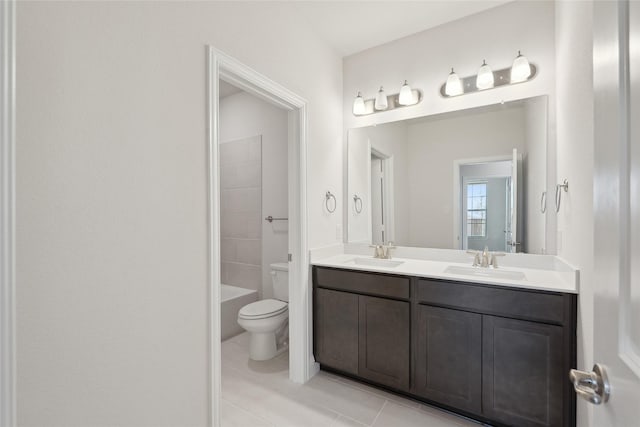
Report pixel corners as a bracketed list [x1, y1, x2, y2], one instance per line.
[312, 258, 577, 427]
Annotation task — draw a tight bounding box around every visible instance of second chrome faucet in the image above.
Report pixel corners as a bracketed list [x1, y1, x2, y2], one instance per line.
[467, 246, 506, 268]
[370, 242, 396, 259]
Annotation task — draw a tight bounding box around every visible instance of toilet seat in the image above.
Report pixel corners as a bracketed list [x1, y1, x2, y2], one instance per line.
[238, 299, 287, 320]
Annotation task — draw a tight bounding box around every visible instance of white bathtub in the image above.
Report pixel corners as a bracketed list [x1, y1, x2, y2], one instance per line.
[221, 284, 258, 341]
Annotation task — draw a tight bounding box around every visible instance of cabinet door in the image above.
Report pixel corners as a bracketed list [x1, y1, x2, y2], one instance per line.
[413, 305, 482, 414]
[358, 295, 410, 390]
[483, 315, 563, 427]
[314, 288, 359, 375]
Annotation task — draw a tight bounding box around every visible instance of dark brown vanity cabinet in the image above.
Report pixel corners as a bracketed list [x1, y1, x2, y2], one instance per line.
[413, 305, 482, 414]
[415, 278, 576, 427]
[482, 315, 564, 427]
[313, 267, 410, 391]
[358, 295, 410, 390]
[314, 287, 359, 375]
[313, 267, 577, 427]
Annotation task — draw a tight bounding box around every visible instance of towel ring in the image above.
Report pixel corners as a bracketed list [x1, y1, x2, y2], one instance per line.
[555, 179, 569, 213]
[353, 194, 363, 214]
[540, 191, 547, 214]
[325, 191, 337, 213]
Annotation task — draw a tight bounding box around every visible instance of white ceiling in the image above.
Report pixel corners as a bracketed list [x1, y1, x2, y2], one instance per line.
[291, 1, 514, 57]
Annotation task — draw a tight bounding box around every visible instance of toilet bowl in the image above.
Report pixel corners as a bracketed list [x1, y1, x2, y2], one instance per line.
[237, 262, 289, 361]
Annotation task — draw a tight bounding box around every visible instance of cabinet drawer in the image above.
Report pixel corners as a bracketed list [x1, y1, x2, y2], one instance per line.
[314, 267, 410, 300]
[416, 279, 565, 324]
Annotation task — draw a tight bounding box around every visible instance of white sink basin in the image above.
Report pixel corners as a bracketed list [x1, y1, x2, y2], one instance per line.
[351, 257, 405, 268]
[444, 265, 526, 281]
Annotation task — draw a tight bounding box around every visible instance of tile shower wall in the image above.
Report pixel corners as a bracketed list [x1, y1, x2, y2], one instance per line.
[220, 91, 289, 300]
[220, 136, 262, 293]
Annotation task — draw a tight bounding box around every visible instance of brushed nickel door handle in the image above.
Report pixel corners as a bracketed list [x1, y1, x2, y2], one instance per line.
[569, 363, 611, 405]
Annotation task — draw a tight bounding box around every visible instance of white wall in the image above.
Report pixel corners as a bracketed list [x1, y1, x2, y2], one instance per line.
[346, 130, 371, 243]
[344, 1, 556, 130]
[555, 2, 594, 427]
[16, 2, 342, 426]
[343, 0, 556, 253]
[406, 107, 525, 249]
[347, 121, 409, 245]
[523, 96, 549, 254]
[220, 91, 289, 300]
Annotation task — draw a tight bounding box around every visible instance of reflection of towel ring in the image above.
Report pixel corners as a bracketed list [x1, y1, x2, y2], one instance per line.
[325, 191, 337, 213]
[555, 179, 569, 213]
[540, 191, 547, 214]
[353, 194, 363, 214]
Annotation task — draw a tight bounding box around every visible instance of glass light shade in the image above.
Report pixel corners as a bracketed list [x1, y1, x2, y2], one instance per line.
[445, 68, 463, 96]
[476, 60, 494, 90]
[398, 80, 413, 105]
[510, 51, 532, 83]
[374, 86, 388, 110]
[352, 92, 365, 115]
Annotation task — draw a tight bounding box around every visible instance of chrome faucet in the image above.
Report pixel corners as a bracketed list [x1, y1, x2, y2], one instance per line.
[466, 246, 506, 268]
[370, 241, 396, 259]
[370, 244, 385, 259]
[481, 246, 490, 268]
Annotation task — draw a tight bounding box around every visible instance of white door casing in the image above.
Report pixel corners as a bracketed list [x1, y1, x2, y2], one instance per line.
[370, 156, 383, 244]
[0, 1, 16, 426]
[592, 0, 640, 424]
[207, 47, 311, 427]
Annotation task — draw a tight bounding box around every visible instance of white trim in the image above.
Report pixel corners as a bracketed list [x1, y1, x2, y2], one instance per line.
[368, 147, 394, 244]
[207, 47, 312, 427]
[0, 1, 16, 426]
[615, 0, 640, 379]
[366, 141, 372, 241]
[382, 157, 394, 244]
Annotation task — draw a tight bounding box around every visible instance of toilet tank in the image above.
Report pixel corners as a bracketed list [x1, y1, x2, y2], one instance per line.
[270, 262, 289, 302]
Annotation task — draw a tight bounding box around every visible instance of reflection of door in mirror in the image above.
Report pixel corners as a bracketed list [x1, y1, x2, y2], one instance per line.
[369, 148, 394, 245]
[459, 159, 522, 253]
[371, 154, 384, 244]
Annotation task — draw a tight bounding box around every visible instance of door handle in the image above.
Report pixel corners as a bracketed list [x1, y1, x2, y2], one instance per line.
[569, 363, 610, 405]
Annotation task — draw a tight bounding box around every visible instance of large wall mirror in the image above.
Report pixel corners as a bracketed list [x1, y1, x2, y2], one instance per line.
[346, 95, 553, 254]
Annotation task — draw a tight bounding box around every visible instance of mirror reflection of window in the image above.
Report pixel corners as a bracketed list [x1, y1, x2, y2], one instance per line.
[466, 182, 487, 238]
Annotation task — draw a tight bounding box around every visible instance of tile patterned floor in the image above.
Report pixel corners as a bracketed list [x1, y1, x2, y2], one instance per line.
[221, 333, 481, 427]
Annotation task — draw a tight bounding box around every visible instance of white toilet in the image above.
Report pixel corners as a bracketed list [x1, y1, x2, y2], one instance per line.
[237, 262, 289, 361]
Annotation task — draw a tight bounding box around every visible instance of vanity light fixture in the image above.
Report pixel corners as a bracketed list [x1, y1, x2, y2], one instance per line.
[476, 60, 494, 90]
[510, 51, 532, 83]
[350, 83, 423, 116]
[374, 86, 388, 110]
[444, 68, 463, 96]
[398, 80, 414, 105]
[440, 52, 537, 98]
[352, 92, 366, 116]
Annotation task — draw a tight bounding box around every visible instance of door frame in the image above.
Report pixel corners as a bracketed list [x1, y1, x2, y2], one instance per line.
[207, 47, 312, 427]
[0, 1, 16, 426]
[368, 147, 394, 244]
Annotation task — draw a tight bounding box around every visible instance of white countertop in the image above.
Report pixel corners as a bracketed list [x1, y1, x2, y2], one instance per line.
[310, 248, 579, 294]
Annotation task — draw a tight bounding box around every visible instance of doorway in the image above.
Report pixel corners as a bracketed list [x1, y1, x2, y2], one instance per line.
[460, 162, 512, 252]
[369, 147, 394, 245]
[370, 152, 384, 244]
[207, 47, 310, 427]
[454, 152, 523, 253]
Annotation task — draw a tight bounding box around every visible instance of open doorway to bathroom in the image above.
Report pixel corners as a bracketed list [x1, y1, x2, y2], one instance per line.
[208, 47, 311, 427]
[217, 79, 292, 415]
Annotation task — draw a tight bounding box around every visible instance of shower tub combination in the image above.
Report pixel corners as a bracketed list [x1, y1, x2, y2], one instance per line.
[221, 284, 258, 341]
